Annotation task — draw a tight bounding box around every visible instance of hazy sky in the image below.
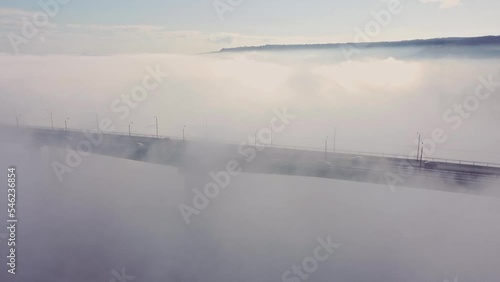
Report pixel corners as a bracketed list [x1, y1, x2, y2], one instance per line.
[1, 0, 499, 54]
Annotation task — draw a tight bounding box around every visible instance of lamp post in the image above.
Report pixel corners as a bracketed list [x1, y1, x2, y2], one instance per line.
[416, 132, 421, 161]
[333, 127, 336, 152]
[95, 113, 99, 130]
[47, 110, 54, 130]
[64, 117, 70, 131]
[183, 125, 186, 141]
[154, 116, 159, 138]
[128, 122, 134, 136]
[15, 113, 21, 127]
[419, 142, 424, 169]
[324, 136, 328, 161]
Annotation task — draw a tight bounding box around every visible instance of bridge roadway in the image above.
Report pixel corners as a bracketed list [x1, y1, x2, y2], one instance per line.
[1, 125, 499, 196]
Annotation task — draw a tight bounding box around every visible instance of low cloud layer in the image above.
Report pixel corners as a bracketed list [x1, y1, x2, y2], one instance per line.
[0, 49, 499, 162]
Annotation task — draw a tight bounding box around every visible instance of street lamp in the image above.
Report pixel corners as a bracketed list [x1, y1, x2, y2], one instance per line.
[419, 142, 424, 169]
[15, 113, 22, 127]
[416, 132, 421, 161]
[154, 116, 159, 138]
[129, 122, 134, 136]
[333, 127, 336, 153]
[47, 110, 54, 130]
[183, 125, 186, 141]
[324, 136, 328, 161]
[64, 117, 70, 131]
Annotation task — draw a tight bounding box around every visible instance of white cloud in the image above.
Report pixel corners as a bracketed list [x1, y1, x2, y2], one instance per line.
[420, 0, 461, 9]
[0, 15, 345, 54]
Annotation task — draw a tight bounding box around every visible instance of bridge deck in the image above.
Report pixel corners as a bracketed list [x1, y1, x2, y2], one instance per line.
[1, 125, 499, 196]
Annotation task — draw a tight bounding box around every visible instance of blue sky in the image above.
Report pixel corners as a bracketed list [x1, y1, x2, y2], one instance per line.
[0, 0, 499, 54]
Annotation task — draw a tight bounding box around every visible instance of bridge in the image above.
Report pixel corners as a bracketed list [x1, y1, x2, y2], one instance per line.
[1, 124, 499, 196]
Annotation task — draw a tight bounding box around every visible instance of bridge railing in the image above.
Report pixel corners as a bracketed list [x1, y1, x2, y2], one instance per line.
[241, 143, 500, 168]
[3, 123, 500, 168]
[417, 157, 500, 168]
[0, 123, 185, 141]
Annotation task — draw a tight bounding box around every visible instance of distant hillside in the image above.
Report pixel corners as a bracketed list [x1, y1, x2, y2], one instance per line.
[218, 35, 500, 53]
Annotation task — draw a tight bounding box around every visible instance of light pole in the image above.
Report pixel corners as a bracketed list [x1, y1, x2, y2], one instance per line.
[416, 132, 421, 161]
[183, 125, 186, 141]
[324, 136, 328, 161]
[64, 117, 70, 131]
[419, 142, 424, 169]
[154, 116, 159, 138]
[15, 113, 21, 127]
[333, 127, 336, 153]
[47, 110, 54, 130]
[95, 113, 99, 130]
[129, 122, 134, 136]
